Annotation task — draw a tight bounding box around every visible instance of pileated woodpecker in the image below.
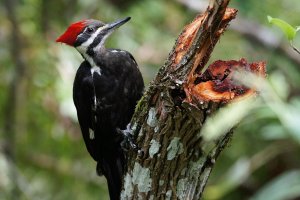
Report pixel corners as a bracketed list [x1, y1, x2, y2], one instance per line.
[56, 17, 144, 200]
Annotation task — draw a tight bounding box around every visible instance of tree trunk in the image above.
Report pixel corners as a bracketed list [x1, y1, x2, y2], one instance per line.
[121, 0, 266, 199]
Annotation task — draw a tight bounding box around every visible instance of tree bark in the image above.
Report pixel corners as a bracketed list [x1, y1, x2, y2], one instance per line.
[121, 0, 266, 199]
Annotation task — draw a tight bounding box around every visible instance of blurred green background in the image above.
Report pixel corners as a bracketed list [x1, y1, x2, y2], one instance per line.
[1, 0, 300, 199]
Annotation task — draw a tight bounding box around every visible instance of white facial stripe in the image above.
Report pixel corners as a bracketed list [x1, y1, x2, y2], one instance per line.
[82, 26, 104, 48]
[76, 25, 107, 54]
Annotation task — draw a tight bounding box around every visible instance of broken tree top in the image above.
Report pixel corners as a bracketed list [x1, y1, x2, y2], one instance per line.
[166, 3, 266, 104]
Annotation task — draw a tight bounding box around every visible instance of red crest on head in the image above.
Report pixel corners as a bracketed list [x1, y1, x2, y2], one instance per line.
[56, 20, 88, 46]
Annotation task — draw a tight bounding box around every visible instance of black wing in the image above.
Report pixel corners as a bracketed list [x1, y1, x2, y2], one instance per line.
[73, 61, 101, 161]
[93, 49, 144, 130]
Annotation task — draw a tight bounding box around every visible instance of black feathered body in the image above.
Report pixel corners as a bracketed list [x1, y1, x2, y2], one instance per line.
[73, 49, 144, 199]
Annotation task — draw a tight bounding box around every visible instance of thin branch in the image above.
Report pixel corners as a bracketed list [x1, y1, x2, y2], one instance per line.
[291, 42, 300, 55]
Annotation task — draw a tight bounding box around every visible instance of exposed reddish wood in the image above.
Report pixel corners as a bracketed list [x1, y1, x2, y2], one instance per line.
[171, 14, 206, 68]
[188, 8, 239, 76]
[171, 8, 238, 72]
[191, 59, 266, 102]
[170, 5, 266, 104]
[186, 8, 238, 86]
[167, 7, 239, 103]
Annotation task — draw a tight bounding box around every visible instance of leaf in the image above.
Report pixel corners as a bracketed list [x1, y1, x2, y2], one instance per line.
[250, 170, 300, 200]
[267, 16, 297, 41]
[202, 97, 257, 141]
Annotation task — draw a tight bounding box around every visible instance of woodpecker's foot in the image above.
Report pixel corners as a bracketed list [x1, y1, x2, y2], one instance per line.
[116, 124, 138, 152]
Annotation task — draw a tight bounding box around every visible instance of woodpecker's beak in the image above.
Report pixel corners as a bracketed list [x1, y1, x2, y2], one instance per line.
[107, 17, 131, 31]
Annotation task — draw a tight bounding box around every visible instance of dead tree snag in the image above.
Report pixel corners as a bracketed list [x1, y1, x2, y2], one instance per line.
[121, 0, 266, 199]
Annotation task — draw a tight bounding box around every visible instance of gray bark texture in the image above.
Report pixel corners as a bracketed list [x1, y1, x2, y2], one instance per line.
[121, 0, 266, 199]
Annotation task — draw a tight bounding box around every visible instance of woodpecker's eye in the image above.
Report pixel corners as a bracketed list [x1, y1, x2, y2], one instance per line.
[86, 27, 95, 33]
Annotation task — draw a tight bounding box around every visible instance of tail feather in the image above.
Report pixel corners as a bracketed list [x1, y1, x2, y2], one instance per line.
[99, 150, 125, 200]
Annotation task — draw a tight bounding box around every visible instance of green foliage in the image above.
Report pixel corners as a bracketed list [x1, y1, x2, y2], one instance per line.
[250, 170, 300, 200]
[268, 15, 300, 54]
[202, 97, 257, 142]
[267, 16, 298, 41]
[204, 1, 300, 200]
[203, 68, 300, 200]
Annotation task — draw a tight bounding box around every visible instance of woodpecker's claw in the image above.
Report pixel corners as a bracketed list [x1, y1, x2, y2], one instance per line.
[116, 124, 138, 151]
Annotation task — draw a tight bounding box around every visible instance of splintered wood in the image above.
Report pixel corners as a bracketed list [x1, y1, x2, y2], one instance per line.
[192, 59, 266, 102]
[169, 5, 266, 104]
[171, 14, 206, 67]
